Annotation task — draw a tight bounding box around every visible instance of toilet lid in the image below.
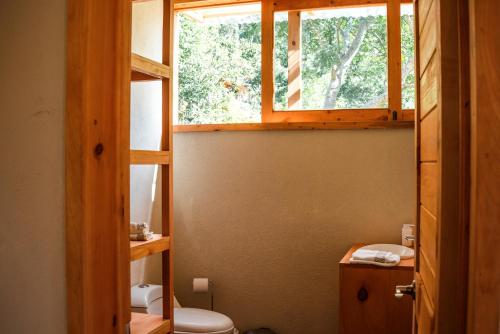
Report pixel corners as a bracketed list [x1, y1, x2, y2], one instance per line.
[174, 308, 234, 333]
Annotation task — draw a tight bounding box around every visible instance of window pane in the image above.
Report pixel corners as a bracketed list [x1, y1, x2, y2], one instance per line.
[274, 6, 388, 111]
[401, 4, 415, 109]
[177, 5, 261, 125]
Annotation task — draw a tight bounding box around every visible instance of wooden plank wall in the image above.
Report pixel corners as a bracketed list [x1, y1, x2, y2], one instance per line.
[415, 0, 470, 332]
[415, 0, 439, 327]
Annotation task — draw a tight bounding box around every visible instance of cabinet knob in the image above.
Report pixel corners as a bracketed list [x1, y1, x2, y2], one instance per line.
[357, 287, 369, 302]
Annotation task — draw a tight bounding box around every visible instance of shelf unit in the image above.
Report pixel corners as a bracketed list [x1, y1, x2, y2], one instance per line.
[130, 234, 171, 261]
[131, 53, 170, 81]
[129, 0, 174, 333]
[130, 150, 170, 165]
[130, 313, 171, 334]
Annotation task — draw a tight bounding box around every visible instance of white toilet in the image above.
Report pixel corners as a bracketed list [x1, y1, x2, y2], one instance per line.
[131, 284, 239, 334]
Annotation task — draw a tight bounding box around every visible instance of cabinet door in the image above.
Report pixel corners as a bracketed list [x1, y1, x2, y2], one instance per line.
[340, 267, 412, 334]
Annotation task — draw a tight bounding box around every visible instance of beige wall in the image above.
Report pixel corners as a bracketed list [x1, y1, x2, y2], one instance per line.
[0, 1, 67, 333]
[130, 0, 164, 286]
[173, 129, 415, 333]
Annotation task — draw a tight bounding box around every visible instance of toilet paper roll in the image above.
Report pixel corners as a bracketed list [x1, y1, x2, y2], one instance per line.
[193, 278, 209, 293]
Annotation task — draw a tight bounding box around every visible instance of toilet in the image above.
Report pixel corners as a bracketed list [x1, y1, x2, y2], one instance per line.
[131, 284, 239, 334]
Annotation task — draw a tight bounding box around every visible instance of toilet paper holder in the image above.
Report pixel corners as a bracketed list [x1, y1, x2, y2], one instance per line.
[193, 278, 215, 311]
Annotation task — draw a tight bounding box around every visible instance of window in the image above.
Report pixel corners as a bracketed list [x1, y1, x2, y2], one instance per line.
[174, 0, 416, 130]
[274, 6, 388, 111]
[401, 4, 415, 110]
[176, 4, 262, 125]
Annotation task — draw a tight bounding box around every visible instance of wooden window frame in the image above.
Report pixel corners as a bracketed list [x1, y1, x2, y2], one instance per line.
[173, 0, 415, 132]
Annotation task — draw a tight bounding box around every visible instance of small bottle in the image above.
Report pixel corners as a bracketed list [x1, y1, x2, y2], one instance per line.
[402, 224, 415, 247]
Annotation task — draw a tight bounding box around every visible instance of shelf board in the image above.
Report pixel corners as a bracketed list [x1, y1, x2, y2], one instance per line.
[130, 312, 170, 334]
[130, 234, 170, 261]
[131, 53, 169, 81]
[130, 150, 170, 165]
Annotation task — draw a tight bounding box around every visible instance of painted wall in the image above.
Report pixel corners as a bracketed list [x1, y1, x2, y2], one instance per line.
[0, 1, 67, 333]
[173, 129, 415, 333]
[130, 0, 164, 285]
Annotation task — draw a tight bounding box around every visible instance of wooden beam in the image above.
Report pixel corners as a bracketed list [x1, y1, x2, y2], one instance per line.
[173, 0, 413, 11]
[287, 11, 301, 109]
[130, 150, 170, 165]
[131, 53, 169, 81]
[387, 0, 402, 119]
[173, 120, 414, 132]
[261, 0, 274, 122]
[66, 0, 131, 332]
[174, 0, 258, 11]
[162, 0, 174, 329]
[266, 108, 392, 122]
[272, 0, 412, 12]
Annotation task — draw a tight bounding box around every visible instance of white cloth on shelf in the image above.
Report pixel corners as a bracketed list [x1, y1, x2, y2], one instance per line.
[349, 249, 400, 266]
[130, 231, 154, 241]
[130, 222, 149, 234]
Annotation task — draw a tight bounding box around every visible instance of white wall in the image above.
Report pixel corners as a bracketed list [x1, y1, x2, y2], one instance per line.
[0, 1, 67, 333]
[173, 129, 415, 333]
[130, 0, 165, 285]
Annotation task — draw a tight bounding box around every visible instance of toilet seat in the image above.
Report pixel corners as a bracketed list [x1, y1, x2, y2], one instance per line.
[131, 284, 237, 334]
[174, 308, 235, 334]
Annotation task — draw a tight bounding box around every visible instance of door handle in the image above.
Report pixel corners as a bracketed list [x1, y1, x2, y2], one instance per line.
[395, 280, 416, 300]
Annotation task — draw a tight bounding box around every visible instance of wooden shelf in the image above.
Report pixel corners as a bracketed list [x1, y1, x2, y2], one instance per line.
[130, 312, 170, 334]
[131, 53, 169, 81]
[130, 234, 170, 261]
[130, 150, 170, 165]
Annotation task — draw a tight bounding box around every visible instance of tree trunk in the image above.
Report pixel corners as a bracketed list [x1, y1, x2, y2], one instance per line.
[323, 18, 370, 109]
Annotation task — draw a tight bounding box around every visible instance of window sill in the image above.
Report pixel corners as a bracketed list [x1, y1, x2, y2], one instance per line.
[173, 120, 414, 133]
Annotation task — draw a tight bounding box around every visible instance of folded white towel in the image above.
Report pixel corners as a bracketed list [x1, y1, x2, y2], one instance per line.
[350, 249, 400, 266]
[130, 231, 154, 241]
[130, 222, 149, 234]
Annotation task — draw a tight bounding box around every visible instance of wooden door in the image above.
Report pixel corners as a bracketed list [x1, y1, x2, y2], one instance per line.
[467, 0, 500, 332]
[412, 0, 470, 332]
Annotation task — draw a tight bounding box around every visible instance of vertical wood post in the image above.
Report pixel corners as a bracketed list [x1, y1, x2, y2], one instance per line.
[388, 0, 402, 119]
[287, 11, 302, 109]
[261, 0, 275, 122]
[162, 0, 175, 331]
[66, 0, 132, 332]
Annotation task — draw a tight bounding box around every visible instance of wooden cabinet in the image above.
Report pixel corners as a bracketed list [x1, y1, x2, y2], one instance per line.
[339, 245, 414, 334]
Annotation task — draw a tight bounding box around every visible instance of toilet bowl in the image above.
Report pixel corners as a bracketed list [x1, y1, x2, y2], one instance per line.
[131, 284, 239, 334]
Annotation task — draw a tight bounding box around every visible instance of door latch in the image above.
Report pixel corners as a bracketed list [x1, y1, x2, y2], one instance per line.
[395, 280, 416, 300]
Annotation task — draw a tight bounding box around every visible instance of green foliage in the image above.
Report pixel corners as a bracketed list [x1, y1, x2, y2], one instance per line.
[275, 13, 389, 110]
[178, 14, 261, 124]
[401, 13, 416, 109]
[177, 10, 415, 124]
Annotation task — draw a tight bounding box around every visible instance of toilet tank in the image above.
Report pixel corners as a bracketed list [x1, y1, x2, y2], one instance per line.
[131, 284, 162, 313]
[131, 284, 181, 314]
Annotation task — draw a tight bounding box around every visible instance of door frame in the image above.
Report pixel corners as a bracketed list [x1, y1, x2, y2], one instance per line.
[467, 0, 500, 332]
[65, 0, 131, 332]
